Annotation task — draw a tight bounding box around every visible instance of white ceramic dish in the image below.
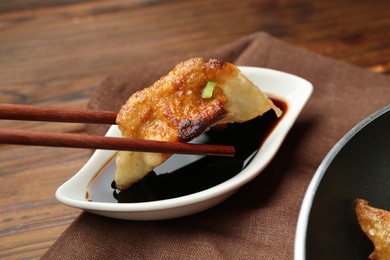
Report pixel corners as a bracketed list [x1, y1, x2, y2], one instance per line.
[56, 66, 313, 220]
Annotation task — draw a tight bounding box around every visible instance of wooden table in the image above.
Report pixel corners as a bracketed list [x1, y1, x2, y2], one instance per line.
[1, 0, 389, 258]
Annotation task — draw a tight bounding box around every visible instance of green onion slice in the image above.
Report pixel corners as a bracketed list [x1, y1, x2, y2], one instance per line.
[201, 81, 217, 98]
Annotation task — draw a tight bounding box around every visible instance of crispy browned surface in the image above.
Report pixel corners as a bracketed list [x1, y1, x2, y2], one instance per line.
[114, 57, 281, 190]
[356, 199, 390, 260]
[116, 58, 235, 142]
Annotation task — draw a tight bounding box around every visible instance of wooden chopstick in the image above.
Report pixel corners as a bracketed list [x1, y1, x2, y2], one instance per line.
[0, 129, 235, 156]
[0, 103, 235, 156]
[0, 103, 117, 124]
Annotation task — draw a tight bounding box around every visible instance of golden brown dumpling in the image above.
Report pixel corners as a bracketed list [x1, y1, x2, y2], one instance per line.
[115, 57, 282, 190]
[356, 199, 390, 260]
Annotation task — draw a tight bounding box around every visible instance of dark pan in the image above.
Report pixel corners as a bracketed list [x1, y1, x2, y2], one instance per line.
[295, 104, 390, 260]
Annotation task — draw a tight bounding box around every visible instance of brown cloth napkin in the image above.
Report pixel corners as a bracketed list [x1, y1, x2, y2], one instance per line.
[42, 32, 390, 259]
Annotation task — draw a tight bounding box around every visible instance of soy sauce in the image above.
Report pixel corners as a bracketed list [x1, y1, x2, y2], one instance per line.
[87, 98, 286, 203]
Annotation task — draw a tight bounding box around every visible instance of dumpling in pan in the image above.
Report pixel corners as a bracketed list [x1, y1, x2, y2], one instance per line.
[115, 57, 282, 190]
[356, 199, 390, 260]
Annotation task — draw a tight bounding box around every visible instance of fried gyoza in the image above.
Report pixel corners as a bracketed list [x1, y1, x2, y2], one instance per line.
[115, 57, 282, 190]
[356, 199, 390, 260]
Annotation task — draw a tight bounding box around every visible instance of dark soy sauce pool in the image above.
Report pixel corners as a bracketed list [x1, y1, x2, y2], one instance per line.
[87, 98, 287, 203]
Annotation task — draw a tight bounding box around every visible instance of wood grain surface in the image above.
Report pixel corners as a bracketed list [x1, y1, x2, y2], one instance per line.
[1, 0, 390, 258]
